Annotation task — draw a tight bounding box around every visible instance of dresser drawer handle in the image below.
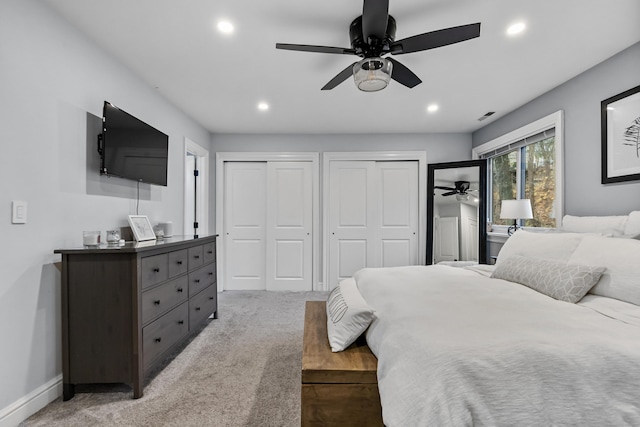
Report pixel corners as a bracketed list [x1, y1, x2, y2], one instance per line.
[178, 320, 184, 325]
[154, 300, 161, 305]
[177, 287, 184, 293]
[194, 279, 200, 283]
[194, 255, 200, 259]
[195, 307, 201, 311]
[155, 337, 162, 343]
[208, 250, 213, 254]
[153, 268, 160, 273]
[208, 272, 213, 276]
[209, 296, 214, 300]
[177, 261, 183, 265]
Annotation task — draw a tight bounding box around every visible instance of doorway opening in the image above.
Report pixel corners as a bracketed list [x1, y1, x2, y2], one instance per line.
[184, 138, 209, 237]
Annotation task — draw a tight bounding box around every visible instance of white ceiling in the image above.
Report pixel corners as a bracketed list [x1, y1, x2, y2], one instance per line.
[43, 0, 640, 134]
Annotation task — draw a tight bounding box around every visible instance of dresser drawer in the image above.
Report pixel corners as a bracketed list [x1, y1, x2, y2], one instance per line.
[143, 302, 189, 370]
[168, 249, 188, 278]
[141, 276, 188, 325]
[141, 254, 169, 289]
[203, 242, 216, 264]
[188, 245, 204, 270]
[189, 285, 217, 329]
[188, 262, 216, 296]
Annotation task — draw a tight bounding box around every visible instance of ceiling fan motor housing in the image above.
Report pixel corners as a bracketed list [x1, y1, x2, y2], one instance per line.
[350, 15, 397, 58]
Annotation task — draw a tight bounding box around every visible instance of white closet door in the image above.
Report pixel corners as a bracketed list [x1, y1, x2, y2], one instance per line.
[377, 161, 418, 267]
[224, 162, 267, 290]
[328, 161, 377, 290]
[435, 216, 459, 263]
[266, 162, 313, 291]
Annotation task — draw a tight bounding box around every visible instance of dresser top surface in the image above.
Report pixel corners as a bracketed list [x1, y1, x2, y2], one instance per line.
[55, 234, 216, 255]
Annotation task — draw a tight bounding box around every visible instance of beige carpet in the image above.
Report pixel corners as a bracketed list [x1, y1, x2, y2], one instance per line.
[22, 290, 328, 427]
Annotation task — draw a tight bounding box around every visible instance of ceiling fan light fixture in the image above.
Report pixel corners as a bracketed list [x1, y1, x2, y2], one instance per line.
[353, 57, 392, 92]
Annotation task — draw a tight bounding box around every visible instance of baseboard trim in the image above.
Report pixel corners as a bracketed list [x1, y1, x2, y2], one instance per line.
[0, 375, 62, 427]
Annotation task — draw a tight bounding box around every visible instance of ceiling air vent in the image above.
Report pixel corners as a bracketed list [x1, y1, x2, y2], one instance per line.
[478, 111, 495, 121]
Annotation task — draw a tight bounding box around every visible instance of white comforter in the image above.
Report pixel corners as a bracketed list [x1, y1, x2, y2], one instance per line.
[354, 265, 640, 427]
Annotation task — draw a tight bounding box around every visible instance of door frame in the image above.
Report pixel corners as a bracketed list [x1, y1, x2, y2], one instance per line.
[216, 152, 320, 291]
[322, 151, 428, 291]
[184, 138, 209, 236]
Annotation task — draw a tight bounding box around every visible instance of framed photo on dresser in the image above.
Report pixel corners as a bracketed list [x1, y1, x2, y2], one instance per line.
[127, 215, 156, 242]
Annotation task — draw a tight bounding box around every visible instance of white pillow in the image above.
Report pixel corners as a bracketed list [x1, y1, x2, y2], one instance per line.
[326, 278, 376, 352]
[561, 214, 628, 236]
[624, 211, 640, 236]
[568, 235, 640, 305]
[492, 255, 605, 303]
[496, 230, 585, 266]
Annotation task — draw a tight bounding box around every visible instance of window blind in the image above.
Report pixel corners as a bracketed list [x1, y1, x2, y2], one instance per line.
[478, 128, 555, 159]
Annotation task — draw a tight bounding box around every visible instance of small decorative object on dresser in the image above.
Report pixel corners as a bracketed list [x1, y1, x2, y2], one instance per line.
[55, 235, 217, 400]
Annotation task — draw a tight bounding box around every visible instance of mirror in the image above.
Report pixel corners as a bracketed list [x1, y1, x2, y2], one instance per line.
[427, 160, 487, 265]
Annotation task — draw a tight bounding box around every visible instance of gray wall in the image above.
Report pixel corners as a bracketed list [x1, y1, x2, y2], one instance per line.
[0, 0, 210, 419]
[473, 42, 640, 216]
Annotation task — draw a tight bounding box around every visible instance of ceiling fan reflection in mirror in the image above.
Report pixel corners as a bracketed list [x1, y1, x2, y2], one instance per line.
[435, 180, 479, 202]
[276, 0, 481, 92]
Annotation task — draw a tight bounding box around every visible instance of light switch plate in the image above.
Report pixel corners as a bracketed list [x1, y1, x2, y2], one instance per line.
[12, 200, 27, 224]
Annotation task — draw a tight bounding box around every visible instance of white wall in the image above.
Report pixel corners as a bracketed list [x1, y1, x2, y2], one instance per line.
[473, 42, 640, 216]
[0, 1, 210, 423]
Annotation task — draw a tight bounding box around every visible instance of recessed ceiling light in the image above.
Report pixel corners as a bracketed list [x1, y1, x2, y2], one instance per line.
[427, 104, 439, 113]
[217, 20, 234, 34]
[257, 102, 269, 111]
[506, 22, 526, 36]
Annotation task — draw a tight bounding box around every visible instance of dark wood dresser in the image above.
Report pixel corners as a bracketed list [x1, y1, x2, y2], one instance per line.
[55, 235, 217, 400]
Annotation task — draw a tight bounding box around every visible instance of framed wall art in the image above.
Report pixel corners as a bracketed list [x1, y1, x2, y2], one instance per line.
[127, 215, 156, 242]
[601, 84, 640, 184]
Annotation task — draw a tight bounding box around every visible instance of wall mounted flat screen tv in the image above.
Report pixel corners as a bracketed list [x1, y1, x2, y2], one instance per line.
[99, 101, 169, 186]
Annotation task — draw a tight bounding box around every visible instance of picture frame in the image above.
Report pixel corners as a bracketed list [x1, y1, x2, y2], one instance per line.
[127, 215, 156, 242]
[601, 84, 640, 184]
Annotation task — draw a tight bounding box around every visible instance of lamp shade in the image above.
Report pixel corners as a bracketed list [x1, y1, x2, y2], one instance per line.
[500, 199, 533, 220]
[353, 57, 392, 92]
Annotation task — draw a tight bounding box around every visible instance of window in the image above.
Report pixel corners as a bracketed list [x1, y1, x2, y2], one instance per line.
[473, 111, 563, 232]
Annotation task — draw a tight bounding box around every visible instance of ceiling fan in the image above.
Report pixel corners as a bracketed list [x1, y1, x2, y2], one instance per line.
[275, 0, 480, 92]
[435, 181, 473, 198]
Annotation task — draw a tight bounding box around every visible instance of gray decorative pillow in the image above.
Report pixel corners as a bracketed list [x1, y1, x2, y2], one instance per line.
[491, 255, 605, 303]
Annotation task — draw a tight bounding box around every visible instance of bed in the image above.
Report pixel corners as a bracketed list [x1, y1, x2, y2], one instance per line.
[323, 213, 640, 426]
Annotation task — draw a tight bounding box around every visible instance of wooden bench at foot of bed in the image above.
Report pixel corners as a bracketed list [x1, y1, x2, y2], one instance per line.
[301, 301, 383, 427]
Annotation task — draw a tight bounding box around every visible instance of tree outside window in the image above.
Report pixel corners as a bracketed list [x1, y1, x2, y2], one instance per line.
[490, 137, 555, 228]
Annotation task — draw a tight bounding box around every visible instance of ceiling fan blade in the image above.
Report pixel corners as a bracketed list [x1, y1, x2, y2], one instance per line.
[390, 23, 481, 55]
[434, 186, 456, 191]
[388, 58, 422, 88]
[276, 43, 355, 55]
[321, 62, 358, 90]
[440, 191, 458, 197]
[362, 0, 389, 41]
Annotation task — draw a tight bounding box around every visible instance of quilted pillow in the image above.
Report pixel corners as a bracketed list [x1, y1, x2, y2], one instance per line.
[326, 278, 376, 352]
[492, 255, 605, 303]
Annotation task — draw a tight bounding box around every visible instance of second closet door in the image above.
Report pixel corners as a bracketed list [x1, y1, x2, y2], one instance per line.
[328, 160, 418, 290]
